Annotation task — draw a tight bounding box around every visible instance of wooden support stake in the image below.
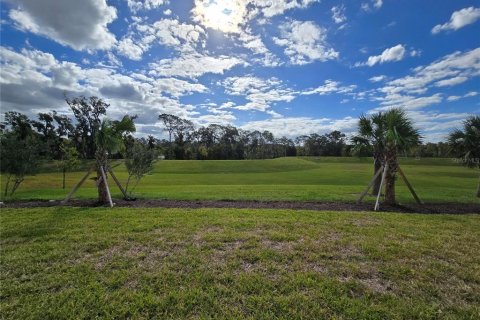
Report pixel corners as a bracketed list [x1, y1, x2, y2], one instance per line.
[99, 166, 114, 208]
[358, 165, 384, 203]
[108, 168, 129, 199]
[62, 166, 94, 204]
[374, 164, 388, 211]
[397, 166, 422, 205]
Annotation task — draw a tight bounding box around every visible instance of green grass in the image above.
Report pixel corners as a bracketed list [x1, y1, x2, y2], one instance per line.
[1, 207, 479, 319]
[1, 157, 478, 203]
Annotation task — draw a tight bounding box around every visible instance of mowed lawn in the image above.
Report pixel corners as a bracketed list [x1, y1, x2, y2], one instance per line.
[1, 207, 479, 319]
[1, 157, 479, 204]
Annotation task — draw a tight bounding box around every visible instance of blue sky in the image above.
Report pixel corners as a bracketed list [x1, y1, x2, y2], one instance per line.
[1, 0, 479, 141]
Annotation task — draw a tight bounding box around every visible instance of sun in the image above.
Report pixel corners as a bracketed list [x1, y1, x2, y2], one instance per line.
[193, 0, 247, 33]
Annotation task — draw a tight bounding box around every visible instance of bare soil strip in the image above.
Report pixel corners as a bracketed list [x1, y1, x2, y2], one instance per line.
[1, 199, 479, 214]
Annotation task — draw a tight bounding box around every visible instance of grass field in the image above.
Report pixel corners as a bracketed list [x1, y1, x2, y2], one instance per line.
[1, 207, 479, 319]
[1, 157, 478, 204]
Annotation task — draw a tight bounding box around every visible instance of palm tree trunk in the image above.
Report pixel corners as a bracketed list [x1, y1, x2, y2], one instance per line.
[372, 157, 382, 195]
[96, 150, 109, 204]
[476, 173, 480, 198]
[384, 150, 398, 205]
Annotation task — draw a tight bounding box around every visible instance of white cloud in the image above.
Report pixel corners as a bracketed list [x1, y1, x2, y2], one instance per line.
[127, 0, 168, 13]
[361, 0, 383, 12]
[357, 44, 406, 67]
[369, 75, 387, 82]
[434, 76, 468, 87]
[273, 20, 338, 65]
[222, 76, 296, 113]
[0, 46, 207, 126]
[447, 95, 461, 102]
[251, 0, 319, 18]
[384, 48, 480, 95]
[238, 30, 281, 67]
[149, 53, 244, 79]
[432, 7, 480, 34]
[191, 0, 319, 33]
[447, 91, 478, 102]
[301, 80, 356, 96]
[241, 116, 358, 138]
[331, 5, 346, 24]
[8, 0, 117, 51]
[117, 18, 206, 60]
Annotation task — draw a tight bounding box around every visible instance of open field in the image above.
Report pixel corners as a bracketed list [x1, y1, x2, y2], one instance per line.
[0, 157, 478, 204]
[1, 207, 479, 319]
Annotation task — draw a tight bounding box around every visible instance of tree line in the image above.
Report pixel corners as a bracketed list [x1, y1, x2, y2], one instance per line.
[1, 96, 478, 201]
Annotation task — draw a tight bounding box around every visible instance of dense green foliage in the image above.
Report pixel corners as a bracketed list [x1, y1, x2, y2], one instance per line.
[1, 207, 479, 319]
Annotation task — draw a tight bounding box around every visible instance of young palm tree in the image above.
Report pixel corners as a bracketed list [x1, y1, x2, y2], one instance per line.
[353, 109, 421, 204]
[352, 112, 387, 195]
[382, 109, 421, 204]
[448, 116, 480, 197]
[95, 116, 135, 204]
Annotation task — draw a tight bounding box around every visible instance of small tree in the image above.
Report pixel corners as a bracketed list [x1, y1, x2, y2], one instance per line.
[125, 142, 157, 195]
[59, 140, 80, 189]
[95, 116, 136, 204]
[0, 132, 40, 197]
[448, 116, 480, 197]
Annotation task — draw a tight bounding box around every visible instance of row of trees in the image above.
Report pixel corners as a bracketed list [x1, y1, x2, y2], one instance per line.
[1, 95, 478, 204]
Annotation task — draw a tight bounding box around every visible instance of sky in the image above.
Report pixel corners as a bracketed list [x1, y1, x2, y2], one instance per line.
[0, 0, 479, 142]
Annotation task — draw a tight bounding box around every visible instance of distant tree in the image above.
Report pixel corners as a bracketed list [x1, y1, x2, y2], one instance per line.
[448, 116, 480, 197]
[125, 141, 157, 195]
[0, 114, 41, 197]
[59, 140, 80, 189]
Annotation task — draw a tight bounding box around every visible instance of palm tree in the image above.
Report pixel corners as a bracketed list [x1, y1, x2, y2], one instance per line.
[448, 116, 480, 197]
[353, 109, 421, 204]
[382, 109, 421, 205]
[352, 112, 387, 195]
[94, 116, 135, 204]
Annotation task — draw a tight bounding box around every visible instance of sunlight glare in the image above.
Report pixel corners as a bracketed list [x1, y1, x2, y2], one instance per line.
[193, 0, 247, 33]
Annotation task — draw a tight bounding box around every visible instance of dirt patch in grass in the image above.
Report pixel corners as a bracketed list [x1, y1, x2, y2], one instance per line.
[2, 199, 479, 214]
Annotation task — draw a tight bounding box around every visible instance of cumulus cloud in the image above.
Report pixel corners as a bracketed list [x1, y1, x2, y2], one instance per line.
[357, 44, 406, 67]
[127, 0, 168, 13]
[301, 80, 356, 96]
[117, 18, 206, 60]
[0, 46, 208, 126]
[191, 0, 319, 33]
[361, 0, 383, 12]
[241, 116, 358, 138]
[8, 0, 117, 51]
[369, 75, 387, 82]
[238, 30, 281, 67]
[331, 5, 346, 24]
[432, 7, 480, 34]
[149, 53, 244, 79]
[221, 76, 296, 113]
[273, 20, 338, 65]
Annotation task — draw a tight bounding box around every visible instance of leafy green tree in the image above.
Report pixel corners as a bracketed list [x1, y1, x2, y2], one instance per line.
[0, 115, 41, 197]
[94, 116, 136, 204]
[67, 96, 108, 159]
[448, 116, 480, 197]
[125, 141, 157, 195]
[59, 140, 80, 189]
